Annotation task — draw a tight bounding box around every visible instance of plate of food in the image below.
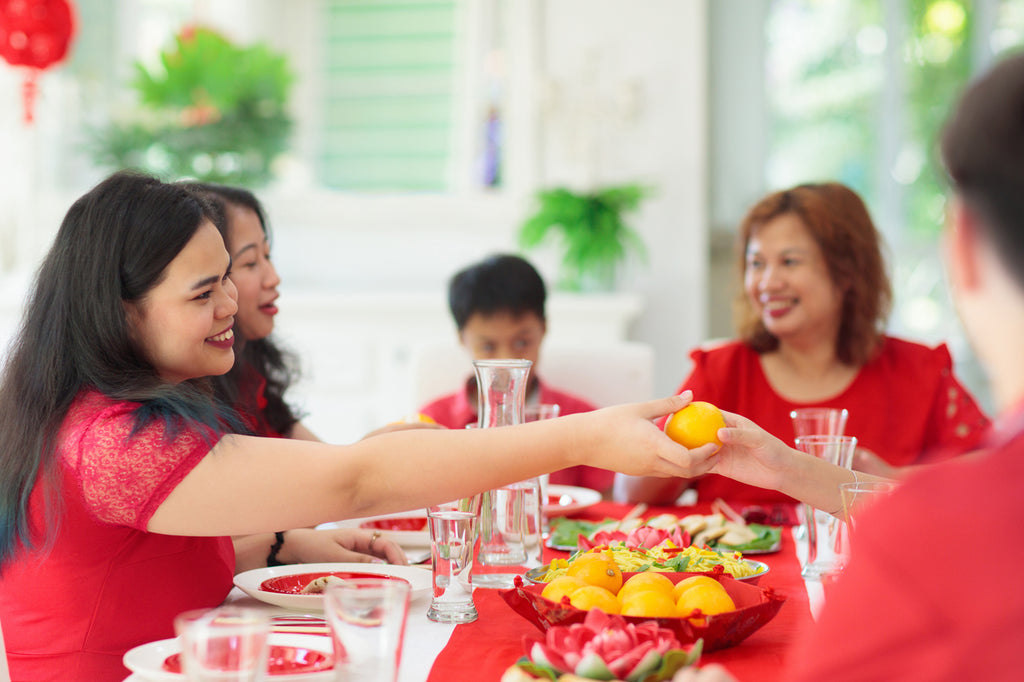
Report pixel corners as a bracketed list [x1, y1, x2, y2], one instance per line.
[123, 633, 334, 681]
[543, 485, 602, 516]
[317, 510, 430, 548]
[546, 501, 782, 554]
[233, 562, 432, 611]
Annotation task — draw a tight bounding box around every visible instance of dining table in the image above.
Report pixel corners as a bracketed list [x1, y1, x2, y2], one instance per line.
[123, 499, 816, 682]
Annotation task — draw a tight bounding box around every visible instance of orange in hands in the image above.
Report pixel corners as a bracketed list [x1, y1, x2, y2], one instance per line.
[664, 401, 726, 452]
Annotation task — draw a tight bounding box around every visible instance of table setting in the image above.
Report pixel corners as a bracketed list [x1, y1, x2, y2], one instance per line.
[120, 373, 821, 682]
[122, 493, 819, 682]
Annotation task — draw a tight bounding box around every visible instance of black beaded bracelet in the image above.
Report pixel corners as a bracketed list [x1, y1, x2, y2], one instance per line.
[266, 531, 286, 567]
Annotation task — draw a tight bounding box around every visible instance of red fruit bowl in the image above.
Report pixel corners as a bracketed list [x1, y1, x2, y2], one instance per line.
[500, 570, 786, 652]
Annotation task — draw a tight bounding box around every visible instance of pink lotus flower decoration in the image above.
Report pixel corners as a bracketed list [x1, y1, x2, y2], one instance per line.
[578, 526, 690, 552]
[522, 609, 701, 681]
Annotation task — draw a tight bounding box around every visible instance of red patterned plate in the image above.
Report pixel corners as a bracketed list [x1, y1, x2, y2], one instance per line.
[359, 516, 428, 532]
[260, 571, 408, 595]
[163, 645, 333, 675]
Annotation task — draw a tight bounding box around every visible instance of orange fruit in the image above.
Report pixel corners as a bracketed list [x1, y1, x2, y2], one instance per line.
[620, 589, 679, 618]
[565, 551, 623, 594]
[675, 582, 736, 625]
[671, 575, 724, 602]
[541, 575, 588, 604]
[616, 572, 675, 603]
[664, 401, 726, 451]
[569, 585, 621, 614]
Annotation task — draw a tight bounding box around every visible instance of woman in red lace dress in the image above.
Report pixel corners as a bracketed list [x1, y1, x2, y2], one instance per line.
[0, 171, 707, 681]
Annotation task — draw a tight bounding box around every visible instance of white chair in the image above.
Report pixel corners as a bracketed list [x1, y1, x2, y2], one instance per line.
[408, 341, 655, 411]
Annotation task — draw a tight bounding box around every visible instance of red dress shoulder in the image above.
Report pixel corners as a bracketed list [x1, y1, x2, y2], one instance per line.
[678, 338, 990, 504]
[0, 390, 235, 682]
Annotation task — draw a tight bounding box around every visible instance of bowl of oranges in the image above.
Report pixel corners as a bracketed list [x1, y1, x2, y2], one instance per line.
[501, 550, 785, 652]
[525, 544, 769, 587]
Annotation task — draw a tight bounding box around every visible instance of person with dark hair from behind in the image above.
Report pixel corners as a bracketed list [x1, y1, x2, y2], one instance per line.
[672, 50, 1024, 682]
[420, 254, 614, 494]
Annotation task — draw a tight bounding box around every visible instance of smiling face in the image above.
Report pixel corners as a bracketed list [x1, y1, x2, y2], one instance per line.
[459, 310, 546, 368]
[224, 202, 280, 343]
[126, 220, 238, 383]
[743, 213, 845, 347]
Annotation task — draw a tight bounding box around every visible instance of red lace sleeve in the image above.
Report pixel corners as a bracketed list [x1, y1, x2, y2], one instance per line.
[925, 346, 991, 454]
[60, 392, 218, 530]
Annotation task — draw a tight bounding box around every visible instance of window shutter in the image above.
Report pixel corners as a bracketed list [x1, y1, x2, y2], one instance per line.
[317, 1, 461, 191]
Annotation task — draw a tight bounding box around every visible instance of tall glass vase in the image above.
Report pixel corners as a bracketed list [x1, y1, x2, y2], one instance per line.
[472, 359, 544, 589]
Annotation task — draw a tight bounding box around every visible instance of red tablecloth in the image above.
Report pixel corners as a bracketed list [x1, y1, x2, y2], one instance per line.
[426, 501, 812, 681]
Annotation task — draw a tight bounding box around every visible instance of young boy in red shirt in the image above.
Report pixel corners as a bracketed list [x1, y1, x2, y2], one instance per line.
[419, 254, 613, 494]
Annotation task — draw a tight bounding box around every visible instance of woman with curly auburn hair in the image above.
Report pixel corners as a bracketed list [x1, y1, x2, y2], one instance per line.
[616, 182, 990, 506]
[735, 183, 891, 367]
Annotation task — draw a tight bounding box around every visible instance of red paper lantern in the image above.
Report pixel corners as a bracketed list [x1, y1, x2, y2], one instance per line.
[0, 0, 75, 123]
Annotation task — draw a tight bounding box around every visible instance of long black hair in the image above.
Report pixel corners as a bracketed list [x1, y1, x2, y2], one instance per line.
[0, 171, 243, 569]
[188, 183, 300, 436]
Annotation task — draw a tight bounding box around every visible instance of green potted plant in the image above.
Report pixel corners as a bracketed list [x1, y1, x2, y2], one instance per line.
[88, 25, 293, 186]
[518, 184, 650, 292]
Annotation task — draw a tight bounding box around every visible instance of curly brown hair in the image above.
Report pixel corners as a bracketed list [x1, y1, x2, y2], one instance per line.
[734, 182, 892, 366]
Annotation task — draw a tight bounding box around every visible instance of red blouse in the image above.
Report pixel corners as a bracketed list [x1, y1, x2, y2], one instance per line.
[0, 390, 235, 682]
[678, 338, 991, 504]
[420, 377, 614, 492]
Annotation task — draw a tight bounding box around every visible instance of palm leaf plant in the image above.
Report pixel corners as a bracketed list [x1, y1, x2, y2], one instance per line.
[518, 184, 650, 291]
[87, 26, 293, 186]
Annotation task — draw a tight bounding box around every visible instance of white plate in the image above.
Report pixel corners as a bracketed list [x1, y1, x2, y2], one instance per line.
[544, 484, 602, 516]
[123, 633, 334, 682]
[233, 562, 432, 611]
[316, 510, 430, 548]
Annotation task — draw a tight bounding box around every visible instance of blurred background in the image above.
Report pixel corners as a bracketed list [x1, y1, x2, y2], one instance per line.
[1, 0, 1020, 442]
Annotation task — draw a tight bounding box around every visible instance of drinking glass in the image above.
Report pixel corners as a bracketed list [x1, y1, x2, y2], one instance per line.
[794, 435, 857, 579]
[473, 359, 543, 589]
[174, 606, 270, 682]
[789, 408, 849, 553]
[790, 407, 848, 440]
[426, 494, 482, 624]
[839, 479, 901, 557]
[524, 404, 561, 422]
[525, 403, 561, 536]
[324, 578, 411, 682]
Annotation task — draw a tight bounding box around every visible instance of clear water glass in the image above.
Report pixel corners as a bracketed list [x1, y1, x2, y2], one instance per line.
[426, 495, 482, 623]
[324, 578, 410, 682]
[789, 408, 849, 549]
[794, 434, 857, 580]
[839, 479, 901, 559]
[174, 606, 270, 682]
[524, 403, 561, 536]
